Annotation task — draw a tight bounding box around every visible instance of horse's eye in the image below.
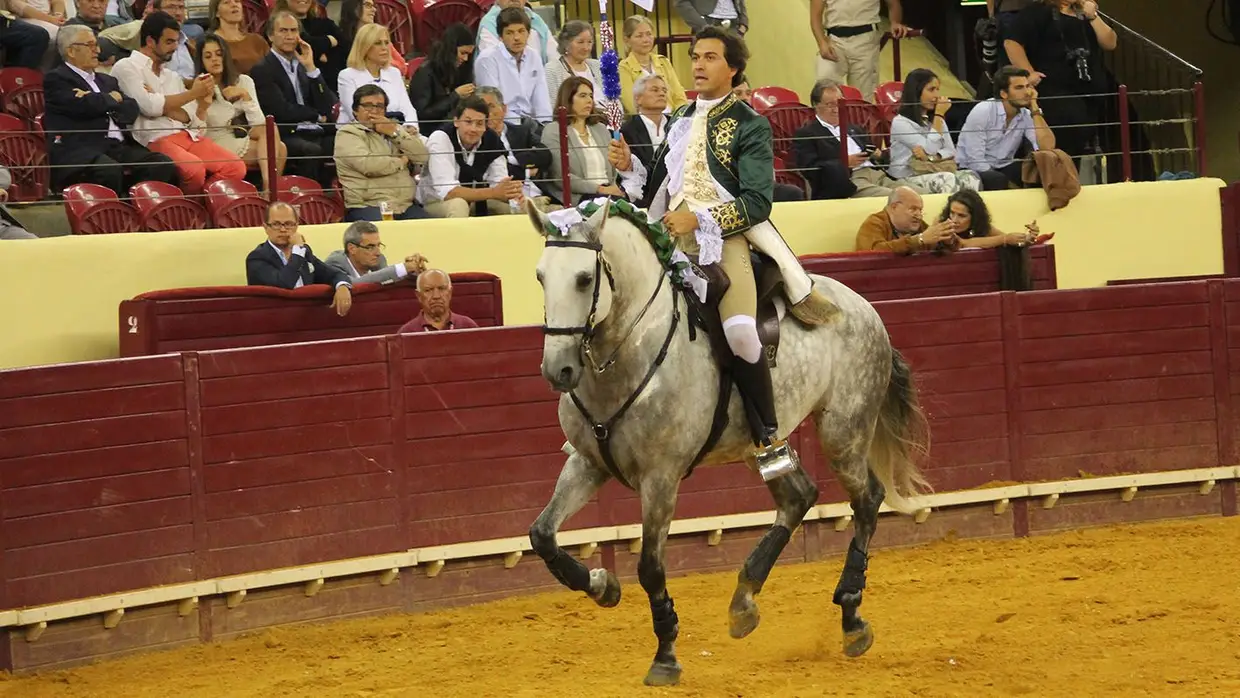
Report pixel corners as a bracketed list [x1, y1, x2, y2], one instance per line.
[576, 273, 594, 290]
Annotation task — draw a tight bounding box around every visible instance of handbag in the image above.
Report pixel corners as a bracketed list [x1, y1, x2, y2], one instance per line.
[908, 153, 959, 175]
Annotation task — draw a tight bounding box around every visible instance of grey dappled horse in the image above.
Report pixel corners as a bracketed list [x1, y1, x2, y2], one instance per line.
[525, 200, 930, 687]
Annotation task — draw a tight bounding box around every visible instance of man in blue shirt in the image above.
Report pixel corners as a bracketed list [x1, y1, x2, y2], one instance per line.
[474, 7, 552, 125]
[475, 0, 553, 65]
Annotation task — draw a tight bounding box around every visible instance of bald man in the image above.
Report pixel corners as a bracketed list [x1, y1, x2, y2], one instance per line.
[854, 186, 958, 254]
[398, 269, 481, 333]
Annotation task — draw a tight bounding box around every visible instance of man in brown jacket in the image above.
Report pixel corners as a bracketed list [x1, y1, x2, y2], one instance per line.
[335, 84, 432, 221]
[854, 186, 958, 254]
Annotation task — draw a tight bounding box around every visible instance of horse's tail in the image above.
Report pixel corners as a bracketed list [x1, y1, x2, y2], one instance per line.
[868, 347, 932, 515]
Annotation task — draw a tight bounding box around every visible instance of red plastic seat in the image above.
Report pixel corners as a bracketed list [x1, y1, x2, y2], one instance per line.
[762, 104, 814, 160]
[417, 0, 482, 50]
[840, 99, 885, 147]
[750, 86, 801, 113]
[405, 55, 426, 82]
[275, 175, 344, 224]
[0, 67, 44, 123]
[63, 183, 140, 234]
[839, 85, 865, 102]
[241, 0, 269, 35]
[129, 181, 210, 232]
[376, 0, 417, 57]
[0, 113, 48, 202]
[205, 179, 267, 228]
[875, 81, 904, 124]
[773, 155, 809, 199]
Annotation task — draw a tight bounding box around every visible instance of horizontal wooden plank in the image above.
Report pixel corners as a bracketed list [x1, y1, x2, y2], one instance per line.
[923, 437, 1009, 469]
[199, 363, 390, 407]
[1023, 444, 1219, 480]
[1018, 351, 1212, 387]
[407, 508, 560, 548]
[200, 391, 391, 436]
[1017, 282, 1208, 315]
[400, 325, 543, 360]
[203, 446, 391, 493]
[408, 453, 567, 494]
[405, 376, 556, 412]
[1019, 303, 1211, 339]
[672, 486, 778, 520]
[201, 417, 393, 464]
[408, 426, 566, 467]
[886, 317, 1003, 349]
[160, 327, 400, 353]
[196, 336, 388, 379]
[7, 555, 198, 609]
[1020, 375, 1215, 411]
[922, 462, 1009, 491]
[3, 467, 192, 520]
[1018, 327, 1211, 363]
[1021, 421, 1218, 459]
[408, 401, 561, 439]
[205, 499, 398, 548]
[5, 525, 195, 579]
[205, 527, 403, 578]
[915, 367, 1006, 396]
[154, 301, 419, 340]
[899, 342, 1005, 372]
[917, 389, 1008, 419]
[0, 382, 186, 430]
[924, 413, 1008, 443]
[0, 412, 188, 460]
[0, 355, 183, 400]
[5, 496, 193, 548]
[0, 440, 189, 488]
[403, 349, 543, 385]
[408, 481, 556, 521]
[1022, 398, 1217, 436]
[204, 472, 397, 520]
[873, 293, 1001, 325]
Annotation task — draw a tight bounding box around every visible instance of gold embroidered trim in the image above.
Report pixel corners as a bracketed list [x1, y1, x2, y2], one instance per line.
[711, 117, 738, 168]
[712, 201, 744, 233]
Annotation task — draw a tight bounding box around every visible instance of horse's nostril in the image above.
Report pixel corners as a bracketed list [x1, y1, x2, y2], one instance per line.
[558, 366, 574, 383]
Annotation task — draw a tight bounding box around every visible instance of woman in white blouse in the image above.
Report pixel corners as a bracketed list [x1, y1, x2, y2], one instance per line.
[888, 68, 981, 193]
[194, 34, 287, 196]
[336, 24, 421, 129]
[540, 77, 625, 207]
[545, 21, 604, 111]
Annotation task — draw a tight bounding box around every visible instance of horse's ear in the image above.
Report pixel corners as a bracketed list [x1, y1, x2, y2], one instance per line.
[525, 197, 553, 238]
[582, 199, 611, 243]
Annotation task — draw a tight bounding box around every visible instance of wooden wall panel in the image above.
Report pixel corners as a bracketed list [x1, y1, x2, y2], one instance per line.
[0, 355, 195, 608]
[196, 338, 402, 578]
[1014, 283, 1218, 481]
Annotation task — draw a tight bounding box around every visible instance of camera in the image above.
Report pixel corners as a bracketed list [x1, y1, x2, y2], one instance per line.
[1067, 47, 1092, 83]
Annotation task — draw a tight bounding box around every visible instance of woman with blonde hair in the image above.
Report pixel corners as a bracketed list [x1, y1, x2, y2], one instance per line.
[337, 23, 421, 129]
[207, 0, 269, 74]
[617, 14, 687, 115]
[540, 77, 628, 206]
[193, 33, 288, 196]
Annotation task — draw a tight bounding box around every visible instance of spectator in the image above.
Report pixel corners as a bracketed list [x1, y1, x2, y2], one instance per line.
[206, 0, 269, 74]
[477, 86, 552, 196]
[195, 33, 287, 197]
[324, 220, 429, 283]
[339, 0, 405, 76]
[274, 0, 343, 87]
[44, 24, 178, 195]
[337, 24, 420, 128]
[855, 186, 958, 254]
[65, 0, 124, 66]
[334, 84, 431, 221]
[7, 0, 66, 46]
[1004, 0, 1116, 157]
[0, 0, 52, 69]
[541, 77, 626, 206]
[474, 7, 552, 125]
[409, 23, 476, 137]
[398, 269, 479, 333]
[98, 0, 202, 79]
[809, 0, 911, 100]
[618, 15, 687, 115]
[956, 65, 1056, 191]
[416, 95, 523, 218]
[476, 0, 552, 65]
[939, 189, 1039, 248]
[0, 167, 38, 239]
[111, 11, 247, 194]
[545, 20, 603, 110]
[987, 0, 1034, 62]
[793, 78, 925, 199]
[246, 201, 353, 317]
[251, 10, 338, 188]
[731, 77, 752, 104]
[888, 68, 982, 192]
[620, 74, 668, 172]
[727, 77, 804, 203]
[675, 0, 748, 35]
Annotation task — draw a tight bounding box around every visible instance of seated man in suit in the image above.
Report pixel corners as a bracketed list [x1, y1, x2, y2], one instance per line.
[45, 24, 178, 196]
[416, 95, 524, 218]
[620, 74, 669, 172]
[0, 167, 36, 239]
[398, 269, 479, 333]
[246, 201, 354, 317]
[251, 10, 337, 188]
[476, 85, 551, 187]
[324, 220, 429, 284]
[793, 78, 921, 200]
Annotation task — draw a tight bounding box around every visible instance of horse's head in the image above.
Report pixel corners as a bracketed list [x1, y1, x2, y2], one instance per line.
[527, 198, 615, 392]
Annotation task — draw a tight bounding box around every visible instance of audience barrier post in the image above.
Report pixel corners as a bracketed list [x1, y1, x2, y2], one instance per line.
[1193, 81, 1207, 177]
[557, 106, 571, 206]
[1118, 84, 1132, 182]
[265, 115, 279, 202]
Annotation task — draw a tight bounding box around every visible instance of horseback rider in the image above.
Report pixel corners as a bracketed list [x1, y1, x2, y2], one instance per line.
[608, 26, 838, 467]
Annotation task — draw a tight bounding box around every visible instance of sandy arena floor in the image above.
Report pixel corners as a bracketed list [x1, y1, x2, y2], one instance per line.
[3, 516, 1240, 698]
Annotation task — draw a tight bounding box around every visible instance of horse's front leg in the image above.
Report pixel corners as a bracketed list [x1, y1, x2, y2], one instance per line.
[529, 450, 620, 607]
[636, 475, 682, 686]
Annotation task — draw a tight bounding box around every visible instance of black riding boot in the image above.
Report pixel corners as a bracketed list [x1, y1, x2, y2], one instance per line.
[731, 355, 779, 448]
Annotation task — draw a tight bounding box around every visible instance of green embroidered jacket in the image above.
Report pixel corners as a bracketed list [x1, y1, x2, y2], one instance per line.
[637, 93, 776, 237]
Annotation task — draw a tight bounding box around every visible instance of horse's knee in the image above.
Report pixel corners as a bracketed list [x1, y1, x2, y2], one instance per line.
[722, 315, 762, 364]
[637, 552, 666, 596]
[528, 521, 557, 561]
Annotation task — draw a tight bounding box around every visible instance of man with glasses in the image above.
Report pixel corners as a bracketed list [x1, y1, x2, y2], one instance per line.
[335, 84, 430, 221]
[398, 269, 479, 333]
[65, 0, 124, 66]
[246, 201, 354, 317]
[324, 220, 429, 284]
[44, 24, 178, 196]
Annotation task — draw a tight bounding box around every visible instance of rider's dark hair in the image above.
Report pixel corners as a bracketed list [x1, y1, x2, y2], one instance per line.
[690, 26, 748, 88]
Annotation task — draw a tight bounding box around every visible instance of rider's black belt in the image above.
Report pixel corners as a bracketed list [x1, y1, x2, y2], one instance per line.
[827, 23, 879, 38]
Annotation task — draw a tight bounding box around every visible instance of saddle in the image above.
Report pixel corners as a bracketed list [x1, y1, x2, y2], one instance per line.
[685, 250, 785, 369]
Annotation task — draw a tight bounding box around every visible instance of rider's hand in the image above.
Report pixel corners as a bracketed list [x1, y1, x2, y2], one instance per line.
[662, 210, 699, 237]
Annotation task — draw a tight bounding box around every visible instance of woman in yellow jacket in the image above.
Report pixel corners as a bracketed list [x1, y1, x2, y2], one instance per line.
[617, 15, 688, 115]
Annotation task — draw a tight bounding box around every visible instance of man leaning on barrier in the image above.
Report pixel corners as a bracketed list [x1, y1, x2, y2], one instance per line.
[324, 220, 429, 284]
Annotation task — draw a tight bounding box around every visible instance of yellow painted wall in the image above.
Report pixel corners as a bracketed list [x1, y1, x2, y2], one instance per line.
[0, 178, 1225, 371]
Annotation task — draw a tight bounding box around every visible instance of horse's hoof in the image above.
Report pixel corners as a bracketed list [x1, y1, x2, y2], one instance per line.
[643, 660, 682, 687]
[591, 569, 621, 608]
[728, 591, 760, 639]
[843, 621, 874, 657]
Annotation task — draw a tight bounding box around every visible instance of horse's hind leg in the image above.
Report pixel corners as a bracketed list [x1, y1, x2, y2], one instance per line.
[636, 475, 682, 686]
[826, 441, 885, 658]
[728, 464, 818, 639]
[529, 450, 620, 607]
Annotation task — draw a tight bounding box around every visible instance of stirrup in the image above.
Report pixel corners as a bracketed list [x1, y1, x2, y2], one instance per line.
[750, 438, 800, 482]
